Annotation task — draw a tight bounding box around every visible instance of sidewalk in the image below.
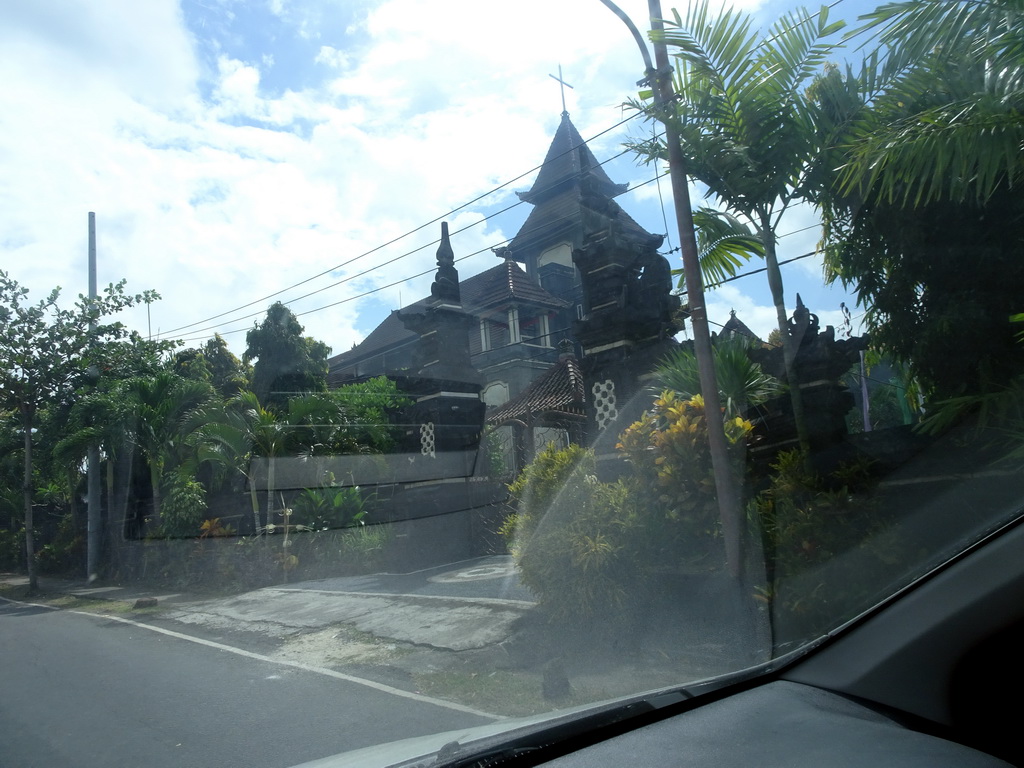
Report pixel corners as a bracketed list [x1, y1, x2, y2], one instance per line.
[0, 570, 533, 653]
[0, 573, 188, 607]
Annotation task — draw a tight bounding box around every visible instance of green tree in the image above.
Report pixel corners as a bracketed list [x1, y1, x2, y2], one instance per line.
[0, 272, 144, 590]
[173, 334, 248, 398]
[834, 0, 1024, 208]
[191, 394, 265, 533]
[244, 303, 330, 411]
[119, 372, 215, 531]
[810, 0, 1024, 399]
[631, 1, 845, 452]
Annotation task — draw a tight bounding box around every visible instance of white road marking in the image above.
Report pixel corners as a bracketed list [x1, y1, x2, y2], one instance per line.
[0, 594, 500, 721]
[68, 609, 502, 720]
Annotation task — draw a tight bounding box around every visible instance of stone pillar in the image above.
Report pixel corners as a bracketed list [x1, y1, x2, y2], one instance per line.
[572, 207, 681, 454]
[750, 295, 868, 452]
[397, 222, 485, 456]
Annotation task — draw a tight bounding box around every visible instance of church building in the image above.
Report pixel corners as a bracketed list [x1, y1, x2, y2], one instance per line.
[327, 111, 665, 470]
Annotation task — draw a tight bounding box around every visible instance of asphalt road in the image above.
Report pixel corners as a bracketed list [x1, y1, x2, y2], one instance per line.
[0, 599, 493, 768]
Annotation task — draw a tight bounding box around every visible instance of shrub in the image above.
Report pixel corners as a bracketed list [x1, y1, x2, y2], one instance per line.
[751, 449, 903, 642]
[617, 391, 752, 565]
[506, 395, 753, 624]
[159, 471, 207, 538]
[503, 443, 595, 553]
[290, 482, 370, 532]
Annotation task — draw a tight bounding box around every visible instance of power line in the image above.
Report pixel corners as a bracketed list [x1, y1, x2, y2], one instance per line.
[162, 0, 849, 342]
[175, 194, 821, 347]
[159, 113, 645, 339]
[170, 150, 670, 344]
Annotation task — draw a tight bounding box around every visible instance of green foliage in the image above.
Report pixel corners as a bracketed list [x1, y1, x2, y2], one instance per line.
[834, 0, 1024, 207]
[0, 527, 24, 571]
[159, 471, 207, 538]
[751, 450, 901, 640]
[328, 376, 411, 454]
[686, 207, 765, 289]
[482, 427, 510, 480]
[0, 271, 149, 588]
[810, 2, 1024, 400]
[823, 187, 1024, 399]
[244, 302, 330, 411]
[290, 482, 371, 532]
[618, 392, 752, 562]
[655, 337, 780, 418]
[35, 512, 83, 575]
[629, 1, 844, 452]
[507, 397, 753, 623]
[173, 336, 249, 397]
[505, 443, 595, 549]
[119, 371, 215, 526]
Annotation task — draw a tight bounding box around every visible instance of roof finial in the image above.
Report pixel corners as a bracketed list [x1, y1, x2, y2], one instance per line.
[430, 222, 460, 304]
[548, 64, 574, 116]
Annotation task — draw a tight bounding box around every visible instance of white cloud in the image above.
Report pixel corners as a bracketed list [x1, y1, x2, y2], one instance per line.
[0, 0, 836, 365]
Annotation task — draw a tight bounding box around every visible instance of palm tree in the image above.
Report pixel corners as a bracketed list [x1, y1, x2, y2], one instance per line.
[120, 372, 214, 525]
[53, 389, 133, 543]
[631, 1, 845, 452]
[190, 397, 263, 533]
[808, 0, 1024, 399]
[834, 0, 1024, 207]
[686, 207, 765, 290]
[655, 336, 781, 419]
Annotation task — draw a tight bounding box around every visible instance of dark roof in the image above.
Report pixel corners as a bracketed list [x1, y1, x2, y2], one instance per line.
[720, 310, 764, 345]
[327, 261, 567, 372]
[487, 355, 586, 424]
[467, 258, 569, 312]
[518, 113, 626, 205]
[508, 187, 656, 261]
[507, 112, 659, 265]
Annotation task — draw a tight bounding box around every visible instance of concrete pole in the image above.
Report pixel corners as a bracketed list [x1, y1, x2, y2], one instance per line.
[87, 212, 101, 581]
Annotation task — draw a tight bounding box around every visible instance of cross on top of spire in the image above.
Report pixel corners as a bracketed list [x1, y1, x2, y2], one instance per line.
[548, 64, 574, 116]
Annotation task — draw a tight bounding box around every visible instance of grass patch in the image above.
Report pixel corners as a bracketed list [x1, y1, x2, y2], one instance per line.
[0, 584, 167, 616]
[0, 582, 30, 600]
[412, 669, 609, 718]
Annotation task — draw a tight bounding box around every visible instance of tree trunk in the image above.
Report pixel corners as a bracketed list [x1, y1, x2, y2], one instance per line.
[149, 461, 162, 530]
[21, 406, 37, 593]
[247, 470, 261, 534]
[761, 210, 811, 456]
[265, 455, 276, 530]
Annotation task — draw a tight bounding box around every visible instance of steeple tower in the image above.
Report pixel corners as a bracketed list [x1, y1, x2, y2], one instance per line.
[502, 112, 661, 332]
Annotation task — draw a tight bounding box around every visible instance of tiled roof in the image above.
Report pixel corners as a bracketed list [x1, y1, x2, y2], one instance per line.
[518, 113, 626, 205]
[467, 258, 569, 311]
[487, 356, 586, 424]
[327, 261, 567, 371]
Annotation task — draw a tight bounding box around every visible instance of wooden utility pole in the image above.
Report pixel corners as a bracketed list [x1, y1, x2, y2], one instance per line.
[598, 0, 745, 577]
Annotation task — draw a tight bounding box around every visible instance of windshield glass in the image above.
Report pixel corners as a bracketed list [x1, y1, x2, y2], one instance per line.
[3, 0, 1023, 765]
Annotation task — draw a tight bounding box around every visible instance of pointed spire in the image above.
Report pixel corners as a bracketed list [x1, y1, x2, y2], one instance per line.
[430, 222, 460, 305]
[516, 112, 627, 206]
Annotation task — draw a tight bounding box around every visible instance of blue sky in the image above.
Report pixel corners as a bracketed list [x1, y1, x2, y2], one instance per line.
[0, 0, 878, 356]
